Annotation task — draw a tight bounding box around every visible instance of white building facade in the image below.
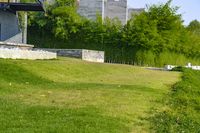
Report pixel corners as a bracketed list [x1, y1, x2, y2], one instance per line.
[77, 0, 105, 21]
[77, 0, 144, 24]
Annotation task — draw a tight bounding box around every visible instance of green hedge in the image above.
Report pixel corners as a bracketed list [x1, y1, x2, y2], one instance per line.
[28, 31, 200, 67]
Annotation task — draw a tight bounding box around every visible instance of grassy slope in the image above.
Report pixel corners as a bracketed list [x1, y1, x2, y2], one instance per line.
[151, 68, 200, 132]
[0, 57, 180, 133]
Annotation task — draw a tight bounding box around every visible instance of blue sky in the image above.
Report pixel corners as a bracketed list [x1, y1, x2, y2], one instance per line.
[128, 0, 200, 25]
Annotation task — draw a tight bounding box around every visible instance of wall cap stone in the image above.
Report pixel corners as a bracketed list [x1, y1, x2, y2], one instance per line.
[0, 41, 34, 48]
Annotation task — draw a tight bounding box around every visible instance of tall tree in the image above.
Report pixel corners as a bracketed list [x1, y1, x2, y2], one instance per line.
[187, 20, 200, 35]
[122, 0, 184, 53]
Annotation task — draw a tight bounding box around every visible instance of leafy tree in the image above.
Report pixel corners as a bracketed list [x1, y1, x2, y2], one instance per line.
[184, 21, 200, 57]
[122, 11, 163, 52]
[187, 20, 200, 35]
[51, 6, 82, 39]
[103, 18, 123, 45]
[122, 0, 184, 53]
[28, 0, 81, 39]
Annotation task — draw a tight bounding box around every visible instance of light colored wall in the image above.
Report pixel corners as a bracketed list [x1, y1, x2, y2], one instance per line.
[78, 0, 104, 21]
[0, 48, 57, 60]
[104, 0, 127, 24]
[4, 32, 22, 43]
[77, 0, 144, 24]
[78, 0, 128, 24]
[82, 49, 104, 63]
[37, 48, 105, 63]
[36, 49, 82, 58]
[0, 41, 33, 50]
[0, 11, 21, 41]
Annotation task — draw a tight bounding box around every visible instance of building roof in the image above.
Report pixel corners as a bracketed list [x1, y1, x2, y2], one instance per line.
[0, 0, 44, 13]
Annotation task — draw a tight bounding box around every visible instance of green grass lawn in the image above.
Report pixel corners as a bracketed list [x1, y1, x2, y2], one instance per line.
[0, 57, 180, 133]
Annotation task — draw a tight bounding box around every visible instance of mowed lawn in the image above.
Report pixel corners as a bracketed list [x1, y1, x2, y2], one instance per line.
[0, 57, 180, 133]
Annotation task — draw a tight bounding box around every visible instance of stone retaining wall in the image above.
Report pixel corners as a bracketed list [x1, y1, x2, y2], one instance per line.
[36, 49, 104, 63]
[82, 49, 104, 63]
[36, 49, 82, 58]
[0, 41, 34, 50]
[0, 48, 57, 60]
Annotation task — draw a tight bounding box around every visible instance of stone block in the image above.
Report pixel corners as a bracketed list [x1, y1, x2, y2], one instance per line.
[82, 49, 104, 63]
[0, 48, 57, 60]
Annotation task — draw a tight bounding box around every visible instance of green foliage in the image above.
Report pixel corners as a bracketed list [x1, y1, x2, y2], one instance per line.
[123, 0, 184, 53]
[171, 66, 185, 72]
[20, 0, 35, 2]
[51, 6, 82, 39]
[56, 0, 76, 7]
[151, 69, 200, 132]
[187, 20, 200, 35]
[135, 50, 155, 66]
[122, 11, 162, 51]
[155, 52, 187, 67]
[28, 0, 200, 67]
[185, 20, 200, 57]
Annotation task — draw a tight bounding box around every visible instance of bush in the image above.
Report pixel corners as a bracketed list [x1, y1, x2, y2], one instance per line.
[151, 69, 200, 132]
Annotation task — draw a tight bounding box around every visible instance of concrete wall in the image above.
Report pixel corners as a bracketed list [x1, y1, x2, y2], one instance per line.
[82, 49, 104, 63]
[37, 49, 82, 58]
[0, 48, 57, 60]
[0, 42, 56, 60]
[78, 0, 104, 21]
[0, 41, 34, 50]
[37, 49, 105, 63]
[4, 32, 22, 43]
[0, 11, 21, 42]
[104, 0, 127, 24]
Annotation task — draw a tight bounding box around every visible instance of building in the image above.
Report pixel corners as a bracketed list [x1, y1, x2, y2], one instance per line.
[77, 0, 144, 24]
[104, 0, 127, 24]
[0, 0, 20, 43]
[0, 0, 44, 43]
[0, 10, 21, 43]
[77, 0, 104, 21]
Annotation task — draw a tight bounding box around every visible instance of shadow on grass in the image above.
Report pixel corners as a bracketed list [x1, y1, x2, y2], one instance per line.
[0, 60, 51, 85]
[0, 98, 130, 133]
[0, 60, 155, 91]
